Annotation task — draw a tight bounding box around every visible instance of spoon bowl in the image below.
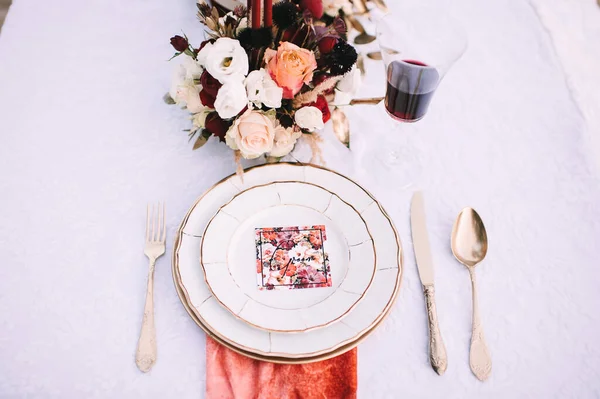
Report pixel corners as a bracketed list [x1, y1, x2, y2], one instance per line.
[451, 208, 488, 268]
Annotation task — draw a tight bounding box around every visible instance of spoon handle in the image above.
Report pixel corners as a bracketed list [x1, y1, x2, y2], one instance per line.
[469, 268, 492, 381]
[424, 285, 448, 375]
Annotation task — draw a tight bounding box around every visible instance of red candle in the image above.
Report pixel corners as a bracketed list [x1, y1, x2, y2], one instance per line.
[264, 0, 272, 27]
[252, 0, 261, 29]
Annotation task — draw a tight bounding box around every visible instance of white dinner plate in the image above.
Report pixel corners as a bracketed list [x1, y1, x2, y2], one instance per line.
[200, 181, 377, 333]
[173, 163, 402, 362]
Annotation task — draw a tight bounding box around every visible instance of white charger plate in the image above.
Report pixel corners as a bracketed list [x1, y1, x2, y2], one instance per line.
[173, 163, 402, 362]
[200, 181, 377, 333]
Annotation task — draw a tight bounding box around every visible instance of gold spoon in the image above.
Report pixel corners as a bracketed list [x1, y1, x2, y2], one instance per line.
[451, 208, 492, 381]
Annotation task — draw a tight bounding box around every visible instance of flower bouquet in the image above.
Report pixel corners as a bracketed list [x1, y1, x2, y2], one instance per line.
[166, 0, 361, 172]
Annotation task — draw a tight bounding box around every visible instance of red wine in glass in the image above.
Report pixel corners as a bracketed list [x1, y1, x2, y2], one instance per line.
[385, 60, 440, 122]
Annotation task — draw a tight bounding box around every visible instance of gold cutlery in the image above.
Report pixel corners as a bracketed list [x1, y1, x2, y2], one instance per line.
[410, 192, 448, 375]
[136, 203, 166, 373]
[451, 208, 492, 381]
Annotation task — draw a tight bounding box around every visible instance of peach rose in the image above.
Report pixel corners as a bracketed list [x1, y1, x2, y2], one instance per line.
[264, 42, 317, 99]
[225, 109, 275, 159]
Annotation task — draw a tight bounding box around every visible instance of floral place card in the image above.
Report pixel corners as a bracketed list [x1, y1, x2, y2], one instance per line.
[255, 225, 332, 290]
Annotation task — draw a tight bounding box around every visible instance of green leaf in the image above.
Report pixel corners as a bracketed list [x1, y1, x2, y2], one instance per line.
[163, 93, 176, 105]
[168, 52, 182, 61]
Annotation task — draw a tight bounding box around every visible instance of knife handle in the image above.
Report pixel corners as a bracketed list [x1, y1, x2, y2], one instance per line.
[423, 285, 448, 375]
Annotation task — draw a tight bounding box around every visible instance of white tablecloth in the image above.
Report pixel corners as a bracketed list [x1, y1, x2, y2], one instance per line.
[1, 0, 600, 397]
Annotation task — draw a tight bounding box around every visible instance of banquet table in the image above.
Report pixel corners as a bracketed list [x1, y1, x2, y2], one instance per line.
[1, 0, 600, 397]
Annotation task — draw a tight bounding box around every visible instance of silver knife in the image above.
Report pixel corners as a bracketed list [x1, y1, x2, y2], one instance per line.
[411, 191, 448, 375]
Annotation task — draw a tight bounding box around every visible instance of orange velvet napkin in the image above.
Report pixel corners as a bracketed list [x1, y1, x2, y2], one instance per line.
[206, 337, 357, 399]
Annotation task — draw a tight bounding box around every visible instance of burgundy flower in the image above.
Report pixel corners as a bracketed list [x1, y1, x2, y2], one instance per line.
[312, 72, 331, 86]
[290, 25, 311, 46]
[318, 36, 338, 54]
[199, 90, 216, 108]
[306, 95, 331, 123]
[200, 70, 222, 97]
[170, 35, 189, 52]
[299, 0, 323, 19]
[281, 26, 297, 42]
[204, 112, 229, 141]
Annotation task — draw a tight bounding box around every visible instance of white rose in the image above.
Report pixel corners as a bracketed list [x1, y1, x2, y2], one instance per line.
[197, 37, 249, 84]
[214, 80, 248, 119]
[173, 83, 204, 113]
[182, 55, 204, 80]
[337, 65, 361, 94]
[245, 69, 283, 109]
[225, 109, 276, 159]
[169, 63, 187, 102]
[334, 65, 362, 105]
[268, 125, 302, 157]
[191, 109, 211, 129]
[295, 106, 324, 131]
[184, 85, 204, 113]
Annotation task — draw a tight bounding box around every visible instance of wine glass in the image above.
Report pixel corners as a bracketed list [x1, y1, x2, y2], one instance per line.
[376, 7, 467, 122]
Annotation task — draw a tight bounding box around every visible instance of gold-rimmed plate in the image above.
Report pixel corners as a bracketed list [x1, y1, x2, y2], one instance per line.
[173, 163, 402, 362]
[200, 181, 377, 333]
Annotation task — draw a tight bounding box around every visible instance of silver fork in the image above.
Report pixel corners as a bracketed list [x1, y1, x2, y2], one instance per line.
[136, 203, 166, 373]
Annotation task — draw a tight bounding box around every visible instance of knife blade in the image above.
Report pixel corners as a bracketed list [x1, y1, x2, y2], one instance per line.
[411, 191, 435, 286]
[410, 191, 448, 375]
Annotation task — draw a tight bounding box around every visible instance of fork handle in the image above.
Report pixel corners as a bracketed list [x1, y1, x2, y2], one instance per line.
[136, 259, 156, 372]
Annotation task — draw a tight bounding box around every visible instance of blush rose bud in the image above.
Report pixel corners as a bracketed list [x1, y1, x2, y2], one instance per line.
[170, 35, 189, 52]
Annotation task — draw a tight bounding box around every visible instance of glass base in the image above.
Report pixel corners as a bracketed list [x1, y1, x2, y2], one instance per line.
[384, 108, 425, 123]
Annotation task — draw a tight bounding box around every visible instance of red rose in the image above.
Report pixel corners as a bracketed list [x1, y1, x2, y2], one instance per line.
[199, 90, 216, 108]
[200, 70, 222, 97]
[204, 112, 229, 142]
[306, 95, 331, 123]
[170, 35, 189, 52]
[299, 0, 323, 19]
[281, 26, 297, 42]
[318, 36, 338, 54]
[291, 25, 311, 46]
[312, 72, 331, 86]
